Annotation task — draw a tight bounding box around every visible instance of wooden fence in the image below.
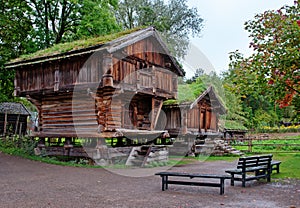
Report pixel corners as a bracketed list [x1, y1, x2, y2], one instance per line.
[226, 135, 300, 153]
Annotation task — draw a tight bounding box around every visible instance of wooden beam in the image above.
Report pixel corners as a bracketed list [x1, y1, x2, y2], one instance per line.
[151, 98, 163, 130]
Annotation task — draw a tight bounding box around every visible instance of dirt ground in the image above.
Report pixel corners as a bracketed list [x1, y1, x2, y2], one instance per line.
[0, 152, 299, 208]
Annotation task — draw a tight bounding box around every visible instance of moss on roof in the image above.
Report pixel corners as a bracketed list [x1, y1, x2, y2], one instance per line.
[11, 27, 145, 63]
[164, 81, 207, 105]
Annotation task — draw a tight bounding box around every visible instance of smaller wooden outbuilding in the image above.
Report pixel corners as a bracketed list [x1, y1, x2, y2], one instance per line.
[162, 86, 226, 138]
[0, 102, 31, 136]
[161, 86, 226, 156]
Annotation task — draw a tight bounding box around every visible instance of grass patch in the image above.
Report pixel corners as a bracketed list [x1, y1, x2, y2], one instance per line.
[271, 153, 300, 179]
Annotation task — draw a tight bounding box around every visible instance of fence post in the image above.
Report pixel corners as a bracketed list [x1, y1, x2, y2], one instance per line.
[248, 138, 252, 152]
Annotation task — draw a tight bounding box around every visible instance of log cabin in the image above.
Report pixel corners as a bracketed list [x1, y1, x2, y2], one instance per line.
[5, 27, 184, 163]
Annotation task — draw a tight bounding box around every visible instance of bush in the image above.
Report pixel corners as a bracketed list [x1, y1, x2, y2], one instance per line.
[258, 125, 300, 133]
[0, 135, 37, 155]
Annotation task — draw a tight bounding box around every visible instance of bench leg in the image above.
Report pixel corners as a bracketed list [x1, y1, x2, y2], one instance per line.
[230, 174, 235, 186]
[242, 173, 246, 187]
[161, 176, 168, 191]
[275, 164, 280, 173]
[165, 176, 168, 190]
[220, 178, 225, 195]
[267, 170, 271, 182]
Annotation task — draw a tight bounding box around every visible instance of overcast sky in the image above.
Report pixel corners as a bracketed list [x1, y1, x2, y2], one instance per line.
[182, 0, 295, 78]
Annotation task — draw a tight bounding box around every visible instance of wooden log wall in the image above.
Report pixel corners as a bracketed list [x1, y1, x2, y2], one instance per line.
[165, 107, 181, 130]
[15, 56, 88, 95]
[35, 92, 98, 137]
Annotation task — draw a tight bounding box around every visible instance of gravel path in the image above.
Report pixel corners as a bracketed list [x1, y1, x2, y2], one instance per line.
[0, 152, 299, 208]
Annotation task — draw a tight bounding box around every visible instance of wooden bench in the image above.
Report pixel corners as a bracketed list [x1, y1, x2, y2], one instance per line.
[155, 172, 231, 195]
[225, 154, 273, 187]
[271, 160, 281, 173]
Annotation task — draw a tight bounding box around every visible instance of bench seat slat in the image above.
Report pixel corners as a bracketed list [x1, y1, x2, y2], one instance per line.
[167, 180, 221, 188]
[155, 172, 230, 179]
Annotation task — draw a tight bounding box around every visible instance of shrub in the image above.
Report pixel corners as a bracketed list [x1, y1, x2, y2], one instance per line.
[258, 125, 300, 133]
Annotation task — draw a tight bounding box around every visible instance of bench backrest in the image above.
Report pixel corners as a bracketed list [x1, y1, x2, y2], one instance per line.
[237, 154, 273, 171]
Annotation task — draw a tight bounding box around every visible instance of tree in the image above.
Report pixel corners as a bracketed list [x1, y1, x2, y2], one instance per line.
[0, 0, 32, 61]
[0, 0, 33, 102]
[116, 0, 203, 58]
[26, 0, 120, 49]
[229, 2, 300, 108]
[76, 0, 120, 38]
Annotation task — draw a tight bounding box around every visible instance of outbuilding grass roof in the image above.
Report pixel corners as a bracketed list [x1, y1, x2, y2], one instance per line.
[164, 83, 207, 105]
[10, 27, 144, 63]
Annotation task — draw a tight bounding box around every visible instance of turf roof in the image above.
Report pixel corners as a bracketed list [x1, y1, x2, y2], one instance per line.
[10, 27, 144, 63]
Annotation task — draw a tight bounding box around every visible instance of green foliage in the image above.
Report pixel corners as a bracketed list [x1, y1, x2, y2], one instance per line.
[0, 136, 37, 156]
[224, 120, 248, 131]
[116, 0, 203, 58]
[0, 69, 15, 102]
[259, 125, 300, 133]
[222, 2, 300, 129]
[0, 0, 33, 61]
[25, 0, 120, 49]
[228, 2, 300, 107]
[75, 0, 120, 38]
[252, 108, 278, 128]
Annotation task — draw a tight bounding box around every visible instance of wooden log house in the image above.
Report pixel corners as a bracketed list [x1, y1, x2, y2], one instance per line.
[5, 27, 184, 162]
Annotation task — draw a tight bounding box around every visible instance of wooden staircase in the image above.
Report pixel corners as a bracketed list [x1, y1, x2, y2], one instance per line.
[125, 145, 168, 167]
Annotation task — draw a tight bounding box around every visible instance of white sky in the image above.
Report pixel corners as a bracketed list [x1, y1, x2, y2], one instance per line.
[183, 0, 295, 78]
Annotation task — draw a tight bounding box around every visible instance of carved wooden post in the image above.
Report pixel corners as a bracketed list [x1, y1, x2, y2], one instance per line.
[182, 109, 188, 135]
[102, 54, 113, 87]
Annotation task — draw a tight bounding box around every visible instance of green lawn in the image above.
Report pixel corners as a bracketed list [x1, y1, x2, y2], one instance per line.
[271, 153, 300, 179]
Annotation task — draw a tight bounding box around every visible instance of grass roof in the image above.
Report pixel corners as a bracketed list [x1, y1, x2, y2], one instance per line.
[11, 27, 145, 63]
[164, 81, 207, 105]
